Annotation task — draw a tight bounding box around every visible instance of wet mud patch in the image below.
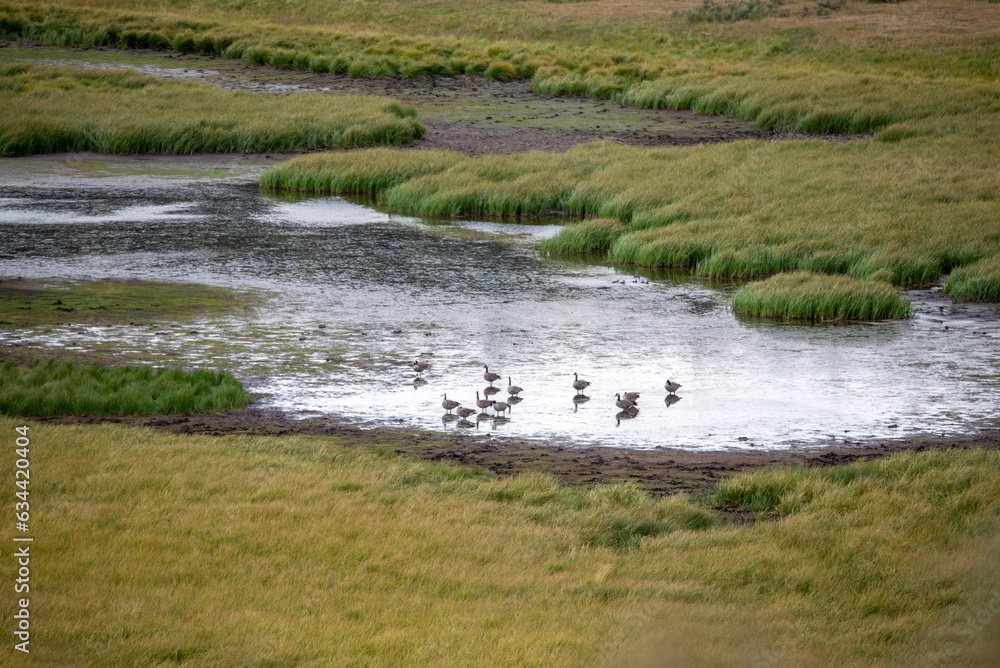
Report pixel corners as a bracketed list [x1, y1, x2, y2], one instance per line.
[0, 277, 262, 328]
[38, 409, 1000, 500]
[1, 42, 868, 155]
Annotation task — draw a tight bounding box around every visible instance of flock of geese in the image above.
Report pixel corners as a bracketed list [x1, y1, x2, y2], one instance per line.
[412, 360, 682, 427]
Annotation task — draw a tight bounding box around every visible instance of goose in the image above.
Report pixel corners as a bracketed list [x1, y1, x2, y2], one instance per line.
[664, 379, 682, 394]
[483, 365, 500, 386]
[475, 391, 492, 411]
[615, 393, 636, 411]
[411, 360, 429, 378]
[572, 372, 591, 394]
[456, 406, 476, 419]
[506, 377, 522, 397]
[492, 400, 510, 417]
[623, 391, 640, 404]
[441, 393, 460, 413]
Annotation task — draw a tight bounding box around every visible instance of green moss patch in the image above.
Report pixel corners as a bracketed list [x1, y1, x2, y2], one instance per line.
[0, 277, 259, 328]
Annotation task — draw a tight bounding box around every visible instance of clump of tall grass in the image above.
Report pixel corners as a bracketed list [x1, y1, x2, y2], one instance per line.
[0, 359, 251, 416]
[536, 218, 626, 253]
[943, 255, 1000, 303]
[731, 272, 911, 321]
[0, 63, 423, 155]
[260, 148, 463, 194]
[678, 0, 789, 22]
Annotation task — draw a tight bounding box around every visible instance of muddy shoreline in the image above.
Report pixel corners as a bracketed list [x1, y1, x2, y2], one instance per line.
[37, 409, 1000, 498]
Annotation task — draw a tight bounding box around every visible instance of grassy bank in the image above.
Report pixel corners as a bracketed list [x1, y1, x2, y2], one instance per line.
[3, 417, 998, 665]
[0, 62, 423, 155]
[0, 359, 251, 416]
[0, 277, 260, 327]
[732, 271, 911, 321]
[262, 132, 999, 303]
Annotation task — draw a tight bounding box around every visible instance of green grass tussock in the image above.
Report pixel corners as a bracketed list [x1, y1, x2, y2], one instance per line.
[0, 62, 423, 155]
[0, 359, 251, 416]
[943, 254, 1000, 303]
[6, 417, 1000, 665]
[731, 271, 911, 321]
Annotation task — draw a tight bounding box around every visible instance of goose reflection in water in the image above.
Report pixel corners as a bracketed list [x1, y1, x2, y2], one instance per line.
[572, 394, 590, 412]
[665, 394, 682, 408]
[615, 407, 639, 426]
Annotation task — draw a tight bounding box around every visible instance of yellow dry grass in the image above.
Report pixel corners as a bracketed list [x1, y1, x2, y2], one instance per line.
[3, 416, 999, 666]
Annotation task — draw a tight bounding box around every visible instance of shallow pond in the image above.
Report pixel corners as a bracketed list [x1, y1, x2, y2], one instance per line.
[1, 154, 998, 450]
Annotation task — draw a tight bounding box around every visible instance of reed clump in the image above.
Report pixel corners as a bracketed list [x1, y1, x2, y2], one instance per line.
[731, 271, 911, 321]
[0, 359, 251, 416]
[0, 62, 424, 155]
[943, 255, 1000, 303]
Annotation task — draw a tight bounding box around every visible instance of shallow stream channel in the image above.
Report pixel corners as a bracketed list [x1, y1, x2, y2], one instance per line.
[2, 154, 999, 450]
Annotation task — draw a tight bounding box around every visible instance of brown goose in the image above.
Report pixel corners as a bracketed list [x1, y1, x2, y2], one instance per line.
[411, 360, 429, 378]
[506, 377, 522, 397]
[456, 406, 476, 419]
[441, 394, 460, 414]
[483, 365, 501, 386]
[475, 391, 492, 411]
[664, 379, 682, 394]
[623, 391, 640, 403]
[572, 372, 591, 394]
[492, 400, 510, 417]
[615, 393, 636, 411]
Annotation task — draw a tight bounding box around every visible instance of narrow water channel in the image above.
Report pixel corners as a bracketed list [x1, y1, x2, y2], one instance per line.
[1, 155, 998, 449]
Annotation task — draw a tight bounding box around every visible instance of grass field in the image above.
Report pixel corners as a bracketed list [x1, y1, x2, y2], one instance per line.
[2, 417, 998, 665]
[0, 359, 251, 416]
[0, 62, 423, 155]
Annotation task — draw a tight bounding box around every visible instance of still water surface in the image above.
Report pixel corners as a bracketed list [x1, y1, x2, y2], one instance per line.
[1, 154, 998, 449]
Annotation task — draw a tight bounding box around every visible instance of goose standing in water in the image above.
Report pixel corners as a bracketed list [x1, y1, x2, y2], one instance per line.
[475, 391, 492, 412]
[664, 379, 682, 394]
[572, 372, 591, 394]
[492, 400, 510, 417]
[483, 365, 501, 386]
[441, 394, 460, 414]
[615, 393, 636, 411]
[456, 406, 476, 419]
[506, 377, 522, 397]
[411, 360, 429, 379]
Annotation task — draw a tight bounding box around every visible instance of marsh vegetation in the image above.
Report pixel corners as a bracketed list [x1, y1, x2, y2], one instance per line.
[0, 359, 251, 416]
[5, 417, 998, 665]
[0, 62, 423, 155]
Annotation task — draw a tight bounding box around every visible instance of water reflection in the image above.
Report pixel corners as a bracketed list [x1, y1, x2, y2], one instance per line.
[1, 155, 999, 450]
